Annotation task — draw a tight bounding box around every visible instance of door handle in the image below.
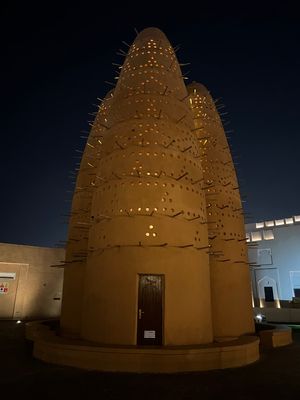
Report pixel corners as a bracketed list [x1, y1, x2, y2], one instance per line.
[138, 309, 144, 319]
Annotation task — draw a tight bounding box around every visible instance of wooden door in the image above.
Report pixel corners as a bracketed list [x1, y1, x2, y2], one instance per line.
[137, 274, 163, 345]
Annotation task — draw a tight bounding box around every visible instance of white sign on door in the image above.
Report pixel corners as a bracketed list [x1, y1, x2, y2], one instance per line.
[144, 330, 156, 339]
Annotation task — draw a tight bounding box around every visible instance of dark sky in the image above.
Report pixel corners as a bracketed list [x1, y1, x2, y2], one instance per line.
[1, 3, 299, 247]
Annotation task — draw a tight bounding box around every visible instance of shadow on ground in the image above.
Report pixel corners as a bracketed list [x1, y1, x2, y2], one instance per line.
[1, 321, 300, 399]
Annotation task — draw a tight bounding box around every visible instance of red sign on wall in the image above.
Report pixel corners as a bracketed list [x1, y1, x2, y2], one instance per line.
[0, 282, 9, 294]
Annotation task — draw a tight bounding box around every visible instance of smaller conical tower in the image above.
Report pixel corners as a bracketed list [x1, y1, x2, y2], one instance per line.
[60, 90, 114, 337]
[187, 82, 254, 339]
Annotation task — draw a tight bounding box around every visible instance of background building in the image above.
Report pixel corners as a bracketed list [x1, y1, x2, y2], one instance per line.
[246, 215, 300, 320]
[0, 243, 64, 320]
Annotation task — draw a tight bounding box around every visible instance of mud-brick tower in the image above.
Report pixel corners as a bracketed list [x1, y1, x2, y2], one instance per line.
[80, 28, 213, 345]
[33, 27, 260, 373]
[187, 82, 254, 339]
[60, 91, 114, 337]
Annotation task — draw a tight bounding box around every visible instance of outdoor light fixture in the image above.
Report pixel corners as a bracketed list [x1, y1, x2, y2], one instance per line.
[255, 314, 265, 323]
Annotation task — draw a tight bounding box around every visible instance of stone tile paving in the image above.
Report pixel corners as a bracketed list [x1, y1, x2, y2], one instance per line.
[1, 321, 300, 400]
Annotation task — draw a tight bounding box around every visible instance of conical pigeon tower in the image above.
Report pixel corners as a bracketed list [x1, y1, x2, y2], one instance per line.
[187, 82, 254, 339]
[33, 28, 260, 373]
[60, 90, 114, 336]
[80, 28, 213, 345]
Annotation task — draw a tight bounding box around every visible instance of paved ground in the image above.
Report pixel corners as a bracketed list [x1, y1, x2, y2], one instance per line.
[1, 321, 300, 399]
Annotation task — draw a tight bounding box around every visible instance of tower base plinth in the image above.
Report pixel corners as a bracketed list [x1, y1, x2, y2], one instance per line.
[26, 321, 260, 373]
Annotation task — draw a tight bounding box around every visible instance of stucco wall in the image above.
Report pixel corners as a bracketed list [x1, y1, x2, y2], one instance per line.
[246, 218, 300, 305]
[81, 247, 212, 345]
[187, 82, 254, 338]
[61, 27, 214, 345]
[0, 242, 64, 319]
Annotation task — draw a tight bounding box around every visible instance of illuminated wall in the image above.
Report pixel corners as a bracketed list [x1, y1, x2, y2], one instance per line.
[247, 216, 300, 308]
[60, 92, 114, 336]
[61, 27, 255, 345]
[78, 27, 213, 345]
[187, 82, 254, 338]
[0, 242, 64, 320]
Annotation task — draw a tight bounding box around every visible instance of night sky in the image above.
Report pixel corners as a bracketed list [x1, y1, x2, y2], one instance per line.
[1, 4, 299, 247]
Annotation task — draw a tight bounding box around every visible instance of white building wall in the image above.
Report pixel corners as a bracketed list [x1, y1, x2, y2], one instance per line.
[246, 216, 300, 307]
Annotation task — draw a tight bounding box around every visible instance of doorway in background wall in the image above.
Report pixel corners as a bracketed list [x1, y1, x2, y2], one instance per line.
[0, 271, 19, 319]
[264, 286, 275, 302]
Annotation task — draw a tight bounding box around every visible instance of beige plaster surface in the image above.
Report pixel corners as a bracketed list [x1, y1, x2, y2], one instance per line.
[187, 82, 254, 339]
[60, 27, 255, 357]
[0, 243, 64, 319]
[81, 247, 212, 345]
[60, 91, 114, 336]
[27, 321, 260, 373]
[259, 326, 292, 348]
[79, 27, 212, 345]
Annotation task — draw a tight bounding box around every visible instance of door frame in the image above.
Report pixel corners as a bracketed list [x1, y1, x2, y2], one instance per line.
[136, 273, 165, 346]
[0, 262, 28, 320]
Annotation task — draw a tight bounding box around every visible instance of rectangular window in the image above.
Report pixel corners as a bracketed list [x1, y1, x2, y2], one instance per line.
[294, 215, 300, 223]
[264, 286, 274, 302]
